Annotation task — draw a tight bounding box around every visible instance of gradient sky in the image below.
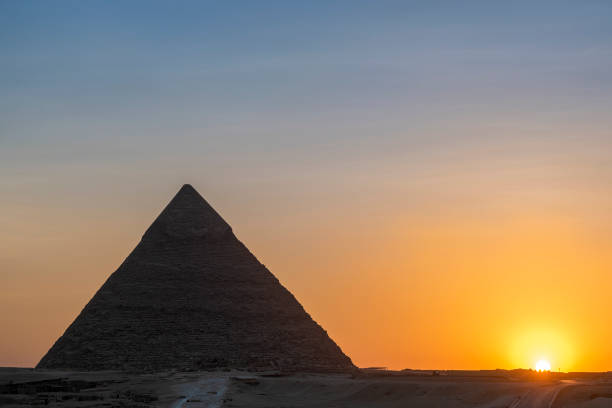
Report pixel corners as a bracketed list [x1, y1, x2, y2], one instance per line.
[2, 1, 612, 371]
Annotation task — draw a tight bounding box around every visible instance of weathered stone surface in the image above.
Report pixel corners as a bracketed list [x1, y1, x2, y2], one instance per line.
[37, 184, 354, 372]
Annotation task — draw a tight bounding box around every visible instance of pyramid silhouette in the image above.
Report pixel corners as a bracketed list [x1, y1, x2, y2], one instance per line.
[37, 185, 354, 372]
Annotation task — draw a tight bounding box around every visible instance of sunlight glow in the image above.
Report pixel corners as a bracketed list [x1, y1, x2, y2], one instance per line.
[510, 328, 574, 372]
[535, 359, 551, 372]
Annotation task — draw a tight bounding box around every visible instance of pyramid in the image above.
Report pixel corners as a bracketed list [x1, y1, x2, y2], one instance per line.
[37, 185, 354, 372]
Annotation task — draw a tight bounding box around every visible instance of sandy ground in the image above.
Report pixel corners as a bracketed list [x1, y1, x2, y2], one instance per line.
[1, 367, 611, 407]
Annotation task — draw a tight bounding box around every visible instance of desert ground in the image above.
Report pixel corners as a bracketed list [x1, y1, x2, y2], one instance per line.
[1, 367, 611, 408]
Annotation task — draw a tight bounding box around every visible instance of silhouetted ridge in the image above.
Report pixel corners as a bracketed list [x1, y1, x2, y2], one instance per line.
[37, 184, 354, 373]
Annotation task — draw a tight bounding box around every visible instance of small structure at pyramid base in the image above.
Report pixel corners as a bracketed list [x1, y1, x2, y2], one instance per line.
[37, 185, 354, 373]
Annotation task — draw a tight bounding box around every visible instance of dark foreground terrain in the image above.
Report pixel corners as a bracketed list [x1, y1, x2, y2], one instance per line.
[1, 367, 611, 408]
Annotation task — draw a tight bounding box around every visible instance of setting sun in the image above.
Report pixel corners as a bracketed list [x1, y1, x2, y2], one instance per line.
[536, 360, 551, 372]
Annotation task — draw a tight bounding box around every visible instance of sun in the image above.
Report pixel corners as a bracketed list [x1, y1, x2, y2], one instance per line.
[535, 359, 551, 372]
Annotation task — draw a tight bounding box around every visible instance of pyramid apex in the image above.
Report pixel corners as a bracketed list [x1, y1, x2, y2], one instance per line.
[174, 183, 198, 197]
[172, 184, 218, 205]
[143, 183, 231, 240]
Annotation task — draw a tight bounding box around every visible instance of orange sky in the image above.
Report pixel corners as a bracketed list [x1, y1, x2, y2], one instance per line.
[2, 133, 611, 372]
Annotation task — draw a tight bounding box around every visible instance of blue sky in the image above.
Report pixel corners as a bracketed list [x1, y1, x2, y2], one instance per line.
[3, 1, 611, 161]
[3, 1, 611, 196]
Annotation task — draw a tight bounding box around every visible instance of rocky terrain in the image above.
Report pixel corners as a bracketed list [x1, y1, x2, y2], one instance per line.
[2, 368, 612, 408]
